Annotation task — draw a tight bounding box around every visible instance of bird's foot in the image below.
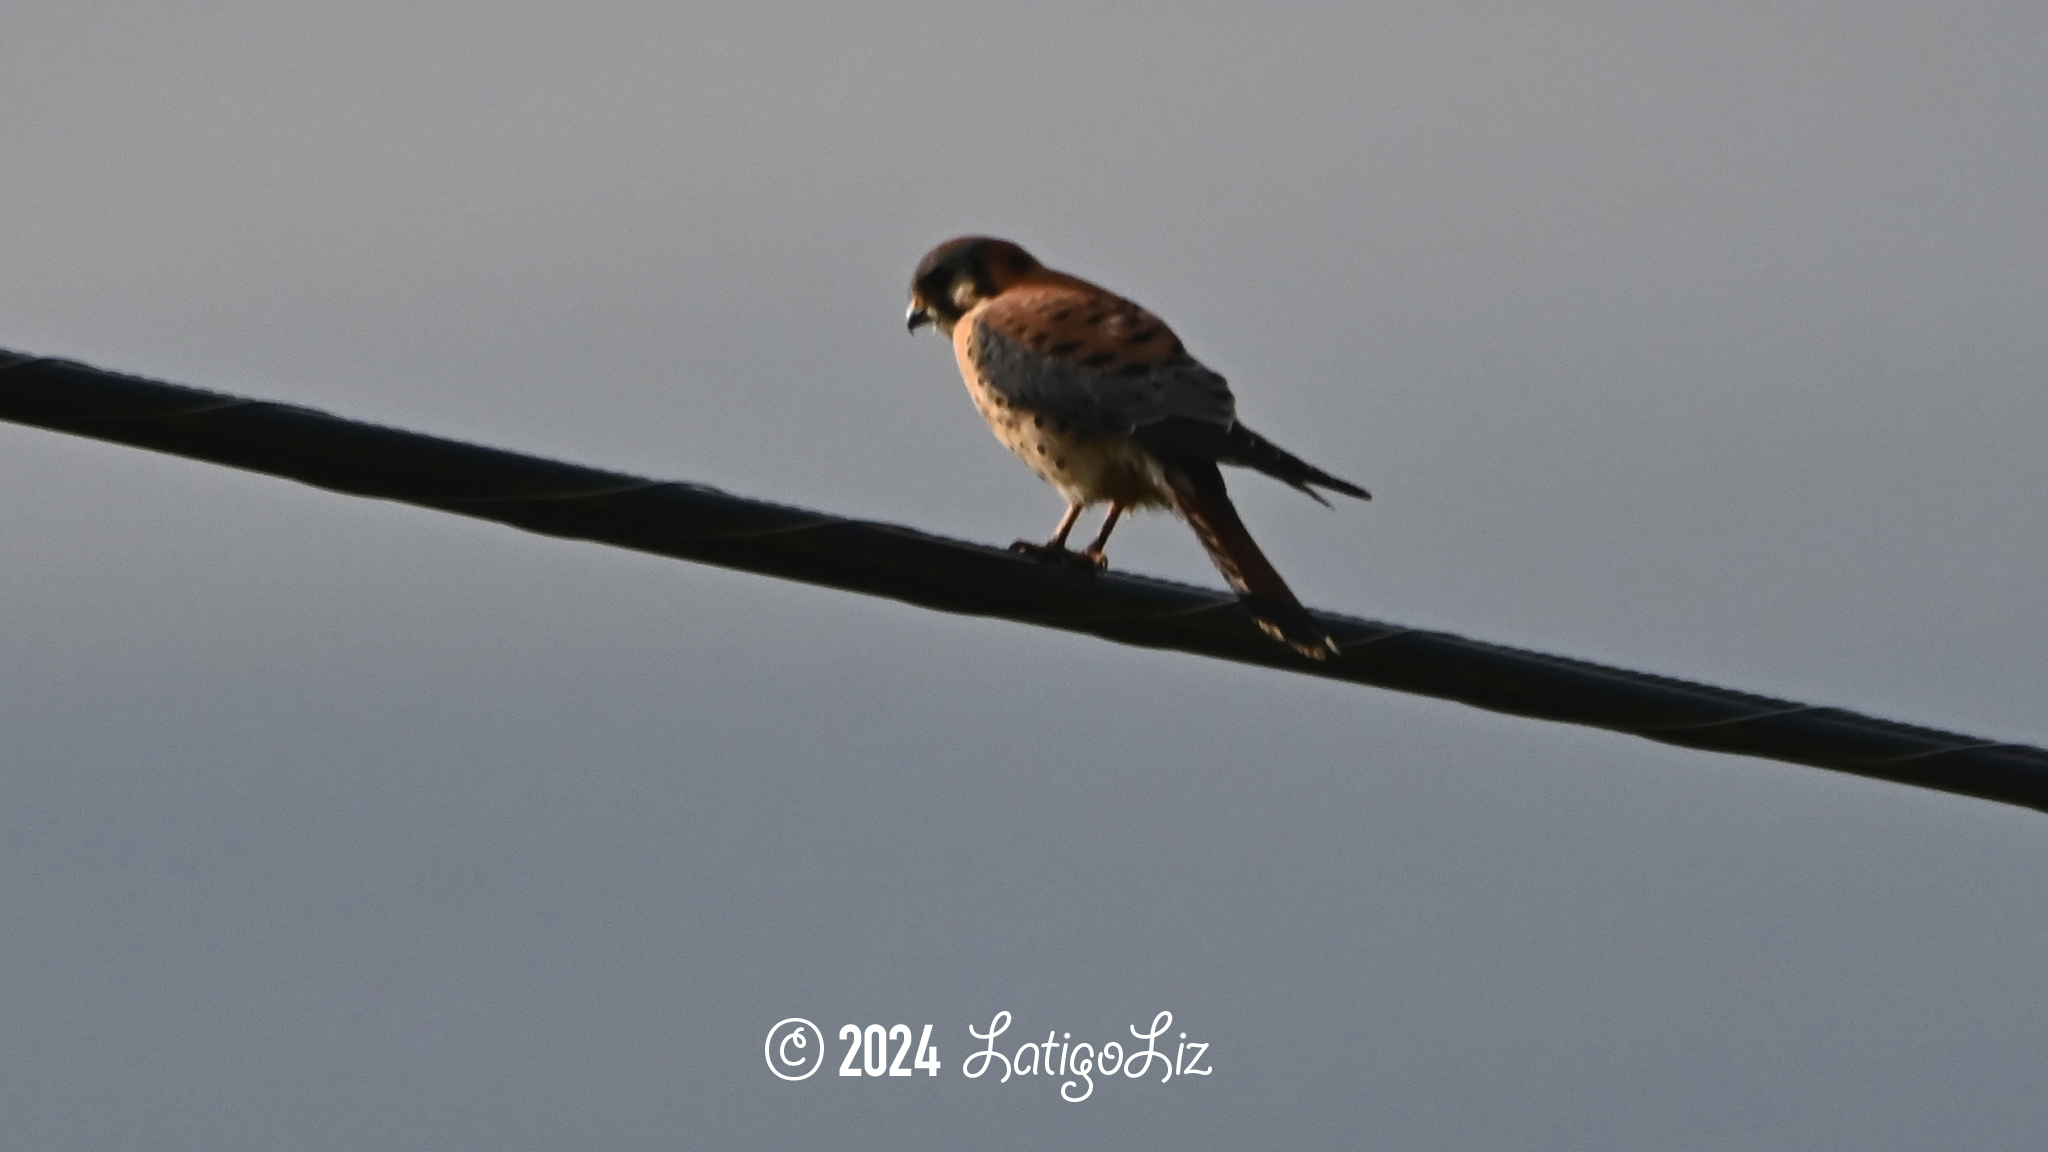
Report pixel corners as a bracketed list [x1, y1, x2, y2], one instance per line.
[1010, 540, 1106, 571]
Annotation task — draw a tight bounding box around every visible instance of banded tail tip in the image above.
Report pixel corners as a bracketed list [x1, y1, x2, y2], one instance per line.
[1244, 597, 1340, 660]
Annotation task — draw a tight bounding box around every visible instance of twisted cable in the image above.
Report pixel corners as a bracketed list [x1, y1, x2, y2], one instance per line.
[3, 350, 2041, 815]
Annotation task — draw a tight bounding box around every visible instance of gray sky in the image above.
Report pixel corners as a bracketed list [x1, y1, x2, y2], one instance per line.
[2, 2, 2045, 1148]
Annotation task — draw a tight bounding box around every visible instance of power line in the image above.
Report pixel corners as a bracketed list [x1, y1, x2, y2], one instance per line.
[4, 348, 2043, 816]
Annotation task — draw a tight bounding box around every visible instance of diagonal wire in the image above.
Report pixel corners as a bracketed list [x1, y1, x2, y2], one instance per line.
[3, 349, 2044, 815]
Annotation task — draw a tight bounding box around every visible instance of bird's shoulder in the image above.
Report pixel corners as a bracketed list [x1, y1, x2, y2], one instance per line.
[971, 277, 1188, 373]
[959, 276, 1236, 435]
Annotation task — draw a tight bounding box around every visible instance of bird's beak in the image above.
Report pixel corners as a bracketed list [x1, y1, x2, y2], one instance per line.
[905, 301, 932, 333]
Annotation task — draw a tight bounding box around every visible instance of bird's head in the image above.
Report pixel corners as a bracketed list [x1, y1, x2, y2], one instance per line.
[906, 236, 1042, 336]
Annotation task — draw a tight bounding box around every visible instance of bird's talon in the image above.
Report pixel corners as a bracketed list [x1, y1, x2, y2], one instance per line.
[1010, 540, 1106, 572]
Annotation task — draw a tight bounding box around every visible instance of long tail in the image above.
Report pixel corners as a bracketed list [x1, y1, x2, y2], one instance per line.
[1161, 459, 1338, 659]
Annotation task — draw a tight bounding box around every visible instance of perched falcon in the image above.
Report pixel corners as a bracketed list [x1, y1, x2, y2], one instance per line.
[905, 236, 1368, 658]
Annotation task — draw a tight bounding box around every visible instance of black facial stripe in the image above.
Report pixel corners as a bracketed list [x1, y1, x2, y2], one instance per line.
[915, 269, 963, 325]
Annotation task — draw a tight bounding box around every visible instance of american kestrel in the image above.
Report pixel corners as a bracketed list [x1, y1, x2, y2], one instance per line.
[906, 236, 1369, 658]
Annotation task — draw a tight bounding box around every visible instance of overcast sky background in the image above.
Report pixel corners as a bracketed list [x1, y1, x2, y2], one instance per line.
[2, 3, 2045, 1148]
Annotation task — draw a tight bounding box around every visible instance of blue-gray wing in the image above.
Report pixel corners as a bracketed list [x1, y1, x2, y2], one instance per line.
[963, 303, 1236, 438]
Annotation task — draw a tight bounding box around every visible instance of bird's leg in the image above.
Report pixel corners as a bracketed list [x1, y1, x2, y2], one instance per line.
[1011, 501, 1081, 554]
[1076, 502, 1124, 570]
[1011, 502, 1099, 568]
